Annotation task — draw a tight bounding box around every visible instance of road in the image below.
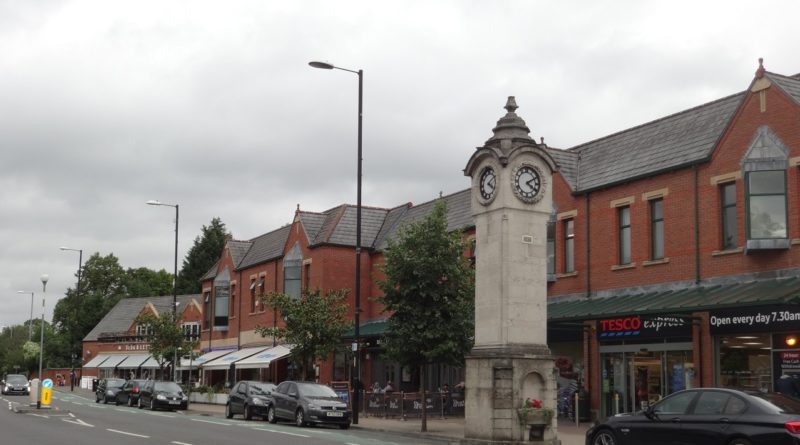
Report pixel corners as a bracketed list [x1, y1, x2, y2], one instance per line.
[0, 392, 446, 445]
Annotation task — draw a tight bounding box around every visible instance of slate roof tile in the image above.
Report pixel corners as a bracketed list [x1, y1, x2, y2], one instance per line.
[237, 225, 292, 270]
[84, 294, 200, 341]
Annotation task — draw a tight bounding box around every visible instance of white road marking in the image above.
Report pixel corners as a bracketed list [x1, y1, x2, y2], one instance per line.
[29, 413, 49, 418]
[107, 428, 149, 438]
[171, 442, 193, 445]
[191, 418, 231, 426]
[69, 412, 75, 418]
[63, 418, 94, 427]
[251, 427, 310, 438]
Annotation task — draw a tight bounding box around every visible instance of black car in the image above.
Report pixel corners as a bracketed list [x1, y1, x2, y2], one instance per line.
[138, 380, 188, 411]
[2, 374, 29, 395]
[226, 381, 276, 420]
[95, 378, 126, 404]
[115, 379, 147, 406]
[266, 381, 351, 429]
[586, 388, 800, 445]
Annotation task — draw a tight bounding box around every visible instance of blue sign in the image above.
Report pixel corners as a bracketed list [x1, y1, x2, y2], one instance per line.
[42, 378, 53, 388]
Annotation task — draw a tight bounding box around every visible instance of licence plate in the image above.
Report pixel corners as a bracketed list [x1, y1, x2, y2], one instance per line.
[326, 411, 344, 417]
[169, 401, 180, 405]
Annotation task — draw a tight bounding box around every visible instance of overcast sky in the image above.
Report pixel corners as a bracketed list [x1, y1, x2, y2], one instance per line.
[1, 0, 798, 328]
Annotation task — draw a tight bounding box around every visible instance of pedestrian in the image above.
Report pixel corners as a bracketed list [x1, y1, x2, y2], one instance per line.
[372, 381, 382, 393]
[383, 381, 395, 393]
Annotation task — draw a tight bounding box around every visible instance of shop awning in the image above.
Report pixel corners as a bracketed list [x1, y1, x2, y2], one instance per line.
[547, 276, 800, 322]
[139, 356, 162, 369]
[117, 354, 150, 369]
[343, 319, 387, 338]
[98, 355, 128, 369]
[83, 354, 112, 368]
[187, 349, 237, 369]
[201, 346, 270, 371]
[235, 345, 292, 370]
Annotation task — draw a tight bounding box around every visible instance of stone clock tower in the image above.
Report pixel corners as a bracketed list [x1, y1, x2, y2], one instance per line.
[462, 97, 559, 445]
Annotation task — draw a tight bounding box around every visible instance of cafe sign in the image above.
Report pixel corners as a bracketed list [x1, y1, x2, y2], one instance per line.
[597, 315, 691, 340]
[709, 305, 800, 334]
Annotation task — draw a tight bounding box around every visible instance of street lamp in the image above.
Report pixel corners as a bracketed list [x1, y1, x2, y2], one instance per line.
[37, 274, 48, 409]
[147, 200, 179, 381]
[60, 246, 83, 392]
[16, 290, 34, 341]
[309, 60, 363, 424]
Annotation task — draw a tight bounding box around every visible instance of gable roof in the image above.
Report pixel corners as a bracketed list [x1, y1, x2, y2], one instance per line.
[83, 294, 200, 341]
[567, 92, 745, 192]
[237, 224, 292, 270]
[768, 71, 800, 106]
[227, 240, 253, 267]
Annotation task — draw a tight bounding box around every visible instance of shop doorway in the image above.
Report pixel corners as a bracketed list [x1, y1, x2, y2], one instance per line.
[600, 342, 693, 417]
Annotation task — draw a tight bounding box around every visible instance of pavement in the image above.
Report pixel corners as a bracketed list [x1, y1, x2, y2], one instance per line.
[58, 387, 591, 445]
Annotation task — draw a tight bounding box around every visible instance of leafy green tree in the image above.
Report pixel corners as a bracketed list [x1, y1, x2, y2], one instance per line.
[135, 311, 199, 378]
[256, 289, 350, 380]
[377, 199, 475, 432]
[176, 217, 229, 295]
[125, 267, 174, 298]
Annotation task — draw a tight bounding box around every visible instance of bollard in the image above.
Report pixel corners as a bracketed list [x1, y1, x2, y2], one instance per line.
[614, 392, 619, 415]
[574, 392, 580, 427]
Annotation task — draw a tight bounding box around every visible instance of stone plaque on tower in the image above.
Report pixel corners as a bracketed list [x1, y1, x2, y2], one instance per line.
[462, 97, 559, 445]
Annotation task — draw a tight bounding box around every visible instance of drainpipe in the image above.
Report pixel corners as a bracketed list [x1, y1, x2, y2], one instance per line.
[238, 270, 243, 349]
[694, 165, 701, 284]
[585, 192, 592, 298]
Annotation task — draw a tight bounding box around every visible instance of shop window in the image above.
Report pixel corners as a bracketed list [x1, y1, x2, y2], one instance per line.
[564, 219, 574, 273]
[717, 333, 771, 391]
[720, 182, 737, 250]
[650, 199, 664, 260]
[618, 206, 631, 265]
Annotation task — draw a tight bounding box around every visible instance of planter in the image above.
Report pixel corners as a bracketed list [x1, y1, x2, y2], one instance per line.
[189, 392, 227, 405]
[517, 408, 553, 426]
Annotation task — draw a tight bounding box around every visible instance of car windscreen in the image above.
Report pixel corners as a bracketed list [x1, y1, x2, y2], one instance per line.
[6, 375, 27, 384]
[297, 383, 338, 398]
[750, 393, 800, 414]
[249, 383, 275, 395]
[106, 379, 126, 388]
[154, 382, 182, 393]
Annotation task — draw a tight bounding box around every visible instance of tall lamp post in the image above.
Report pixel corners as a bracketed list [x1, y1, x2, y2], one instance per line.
[146, 200, 179, 381]
[16, 290, 34, 341]
[60, 246, 83, 392]
[37, 274, 48, 409]
[309, 60, 363, 424]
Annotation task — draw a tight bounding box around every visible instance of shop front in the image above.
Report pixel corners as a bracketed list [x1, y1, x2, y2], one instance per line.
[710, 304, 800, 394]
[597, 315, 694, 417]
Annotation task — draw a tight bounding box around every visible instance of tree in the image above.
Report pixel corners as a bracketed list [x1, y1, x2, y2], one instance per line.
[377, 199, 475, 432]
[135, 311, 198, 378]
[256, 289, 350, 380]
[176, 217, 229, 295]
[125, 267, 174, 298]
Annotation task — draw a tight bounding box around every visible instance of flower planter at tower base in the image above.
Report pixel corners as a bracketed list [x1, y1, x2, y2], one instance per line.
[517, 408, 553, 442]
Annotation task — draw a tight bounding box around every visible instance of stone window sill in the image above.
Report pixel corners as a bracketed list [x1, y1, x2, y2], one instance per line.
[643, 258, 670, 267]
[557, 271, 579, 278]
[611, 263, 636, 271]
[712, 247, 743, 257]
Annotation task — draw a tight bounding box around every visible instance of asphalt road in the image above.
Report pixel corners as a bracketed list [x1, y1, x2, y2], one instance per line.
[0, 392, 446, 445]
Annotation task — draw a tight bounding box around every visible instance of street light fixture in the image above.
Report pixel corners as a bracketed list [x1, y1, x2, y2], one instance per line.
[147, 200, 179, 381]
[17, 290, 34, 341]
[309, 59, 363, 424]
[60, 246, 83, 392]
[37, 274, 48, 409]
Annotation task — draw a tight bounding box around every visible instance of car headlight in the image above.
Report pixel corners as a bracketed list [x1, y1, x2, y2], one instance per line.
[107, 390, 114, 395]
[156, 394, 167, 400]
[252, 398, 264, 405]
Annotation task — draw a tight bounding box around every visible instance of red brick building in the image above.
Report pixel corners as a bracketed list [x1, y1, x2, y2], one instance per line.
[91, 60, 800, 420]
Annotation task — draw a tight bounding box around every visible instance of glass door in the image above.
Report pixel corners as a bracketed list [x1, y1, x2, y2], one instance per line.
[601, 352, 630, 417]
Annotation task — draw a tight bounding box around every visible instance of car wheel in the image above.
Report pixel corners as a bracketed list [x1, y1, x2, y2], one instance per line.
[267, 406, 277, 424]
[728, 439, 753, 445]
[244, 405, 253, 421]
[225, 403, 233, 419]
[149, 398, 156, 411]
[295, 409, 306, 427]
[339, 423, 351, 430]
[591, 429, 617, 445]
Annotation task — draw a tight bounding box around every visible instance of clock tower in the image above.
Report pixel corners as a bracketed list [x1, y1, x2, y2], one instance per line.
[462, 97, 559, 444]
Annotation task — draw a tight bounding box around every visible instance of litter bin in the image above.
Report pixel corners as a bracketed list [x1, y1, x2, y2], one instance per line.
[575, 386, 590, 422]
[91, 378, 98, 392]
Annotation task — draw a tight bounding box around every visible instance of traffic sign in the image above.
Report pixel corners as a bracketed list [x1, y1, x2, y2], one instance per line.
[42, 379, 53, 388]
[41, 388, 52, 406]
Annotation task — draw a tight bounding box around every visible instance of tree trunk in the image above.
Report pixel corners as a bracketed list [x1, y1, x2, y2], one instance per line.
[420, 364, 427, 432]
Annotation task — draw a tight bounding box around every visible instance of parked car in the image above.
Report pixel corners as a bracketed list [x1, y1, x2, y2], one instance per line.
[226, 380, 276, 420]
[2, 374, 30, 395]
[95, 378, 126, 404]
[585, 388, 800, 445]
[115, 379, 147, 406]
[266, 381, 351, 429]
[138, 380, 188, 411]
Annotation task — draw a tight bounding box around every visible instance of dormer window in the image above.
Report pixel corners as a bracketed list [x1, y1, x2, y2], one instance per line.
[742, 125, 790, 251]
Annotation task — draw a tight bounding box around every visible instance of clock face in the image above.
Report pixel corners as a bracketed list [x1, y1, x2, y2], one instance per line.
[479, 167, 497, 203]
[513, 164, 543, 203]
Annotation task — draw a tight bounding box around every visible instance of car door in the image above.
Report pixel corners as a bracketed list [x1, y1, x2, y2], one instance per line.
[118, 381, 131, 404]
[624, 390, 698, 445]
[679, 391, 743, 445]
[285, 383, 300, 416]
[230, 383, 245, 414]
[273, 382, 290, 418]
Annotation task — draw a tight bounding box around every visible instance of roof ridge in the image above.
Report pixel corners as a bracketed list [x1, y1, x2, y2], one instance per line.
[248, 224, 292, 243]
[318, 205, 348, 244]
[566, 90, 746, 153]
[406, 188, 470, 211]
